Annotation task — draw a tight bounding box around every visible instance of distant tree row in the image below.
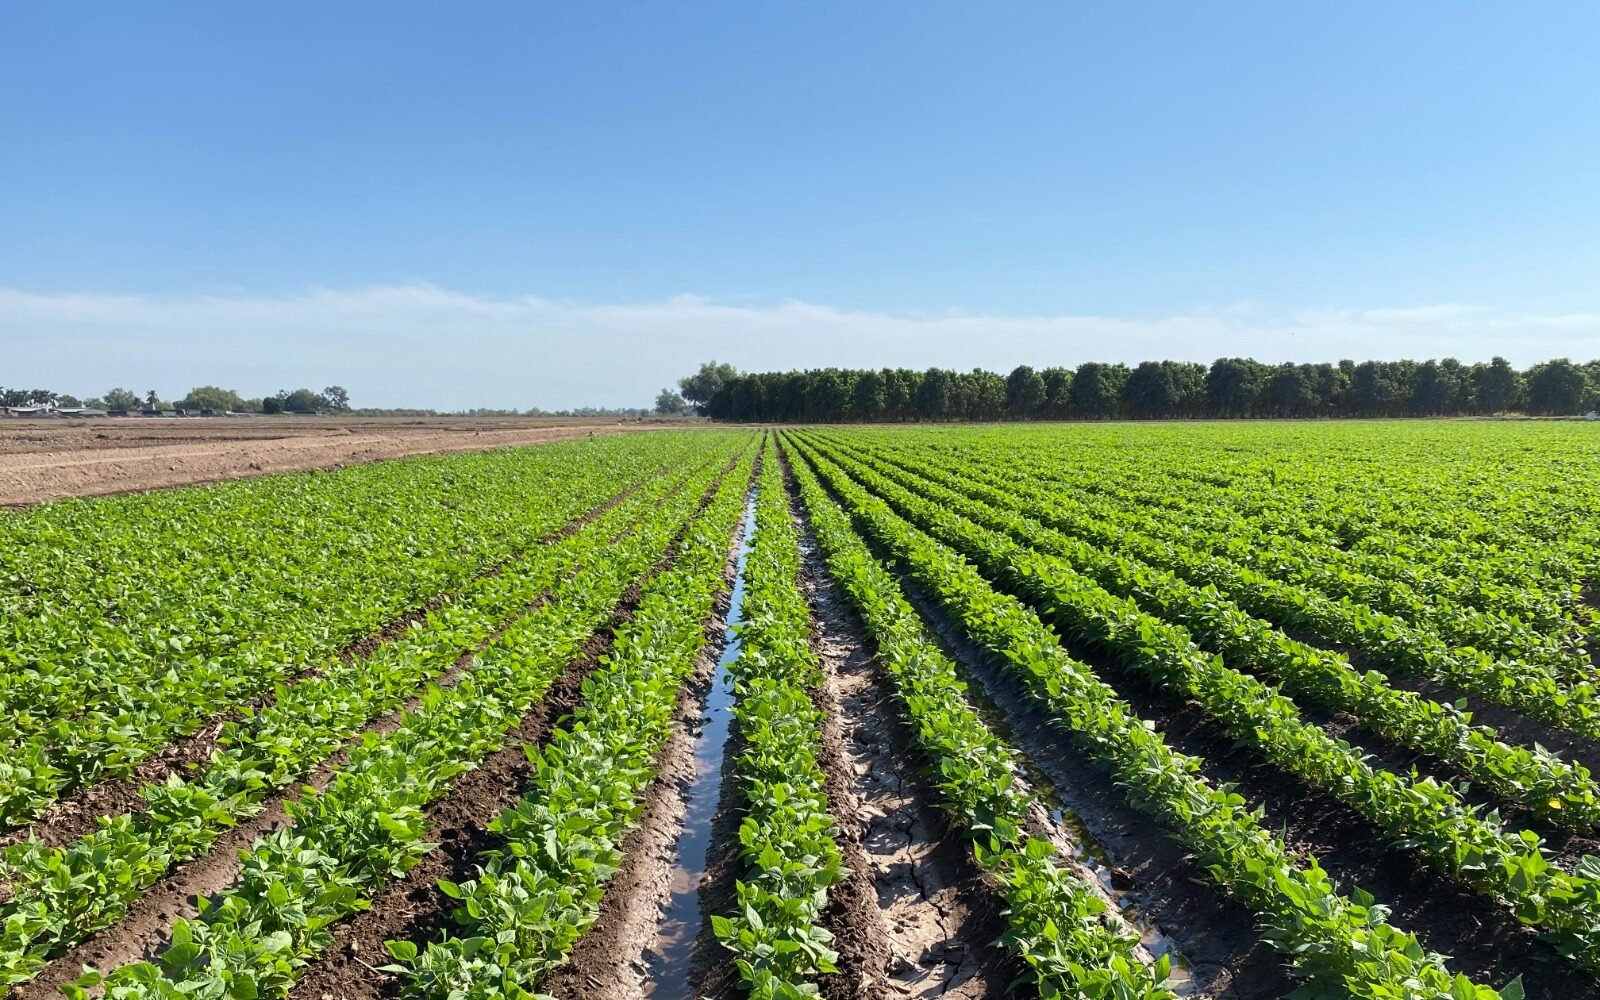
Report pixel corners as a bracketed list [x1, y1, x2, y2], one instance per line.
[691, 357, 1600, 422]
[0, 385, 352, 413]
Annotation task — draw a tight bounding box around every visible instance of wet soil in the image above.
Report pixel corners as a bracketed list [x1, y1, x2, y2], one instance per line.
[539, 502, 748, 1000]
[895, 581, 1294, 1000]
[676, 643, 749, 1000]
[788, 481, 1018, 1000]
[1276, 625, 1600, 775]
[786, 437, 1296, 999]
[796, 437, 1598, 998]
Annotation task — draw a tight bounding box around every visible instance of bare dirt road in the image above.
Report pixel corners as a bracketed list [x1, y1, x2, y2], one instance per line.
[0, 416, 676, 506]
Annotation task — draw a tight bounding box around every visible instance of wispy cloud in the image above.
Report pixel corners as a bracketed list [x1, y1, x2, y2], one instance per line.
[2, 285, 1596, 410]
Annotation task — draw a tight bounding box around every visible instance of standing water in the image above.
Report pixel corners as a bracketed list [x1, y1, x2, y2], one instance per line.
[644, 488, 758, 1000]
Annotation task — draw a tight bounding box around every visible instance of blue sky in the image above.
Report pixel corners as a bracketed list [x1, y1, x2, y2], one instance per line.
[3, 3, 1598, 408]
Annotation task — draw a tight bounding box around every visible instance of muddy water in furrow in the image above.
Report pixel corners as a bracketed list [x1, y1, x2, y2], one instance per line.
[644, 491, 757, 1000]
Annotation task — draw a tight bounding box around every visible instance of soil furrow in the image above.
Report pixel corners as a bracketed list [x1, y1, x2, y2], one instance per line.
[802, 545, 1013, 1000]
[1277, 624, 1600, 771]
[675, 634, 749, 1000]
[885, 579, 1294, 1000]
[286, 596, 641, 1000]
[788, 438, 1286, 998]
[0, 420, 665, 508]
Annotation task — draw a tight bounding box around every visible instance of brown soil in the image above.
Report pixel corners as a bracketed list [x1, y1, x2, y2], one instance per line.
[1578, 584, 1600, 675]
[1278, 626, 1600, 774]
[1387, 672, 1600, 775]
[0, 415, 674, 506]
[889, 584, 1300, 1000]
[678, 648, 749, 1000]
[795, 440, 1593, 997]
[801, 541, 1016, 1000]
[287, 603, 638, 1000]
[541, 638, 723, 1000]
[786, 439, 1298, 997]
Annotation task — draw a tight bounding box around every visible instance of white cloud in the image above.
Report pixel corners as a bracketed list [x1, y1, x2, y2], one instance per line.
[2, 285, 1597, 410]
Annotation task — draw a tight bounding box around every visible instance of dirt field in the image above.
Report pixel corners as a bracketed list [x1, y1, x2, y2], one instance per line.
[0, 415, 680, 506]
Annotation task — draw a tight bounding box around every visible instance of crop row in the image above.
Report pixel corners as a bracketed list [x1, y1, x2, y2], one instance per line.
[783, 441, 1176, 999]
[388, 440, 756, 999]
[799, 435, 1600, 972]
[0, 434, 704, 726]
[980, 430, 1597, 630]
[815, 433, 1600, 824]
[785, 433, 1520, 1000]
[708, 446, 846, 998]
[64, 441, 757, 1000]
[0, 449, 728, 991]
[0, 434, 730, 828]
[901, 435, 1590, 672]
[831, 433, 1600, 742]
[1075, 472, 1586, 666]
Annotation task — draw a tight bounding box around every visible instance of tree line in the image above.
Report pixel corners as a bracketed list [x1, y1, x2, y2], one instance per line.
[0, 385, 351, 413]
[688, 357, 1600, 422]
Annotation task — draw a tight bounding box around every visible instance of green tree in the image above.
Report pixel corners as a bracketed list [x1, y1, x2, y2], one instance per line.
[1267, 364, 1314, 417]
[654, 388, 689, 415]
[1041, 367, 1073, 419]
[1069, 362, 1127, 419]
[851, 369, 887, 421]
[1525, 358, 1588, 415]
[726, 377, 768, 421]
[0, 388, 56, 407]
[883, 369, 917, 421]
[1122, 361, 1180, 418]
[279, 388, 322, 413]
[176, 386, 247, 412]
[1409, 361, 1450, 415]
[962, 369, 1007, 420]
[322, 385, 351, 412]
[1349, 361, 1412, 416]
[1473, 356, 1523, 413]
[804, 369, 849, 421]
[915, 368, 954, 420]
[1205, 358, 1264, 417]
[103, 387, 141, 412]
[1004, 365, 1046, 419]
[678, 361, 738, 415]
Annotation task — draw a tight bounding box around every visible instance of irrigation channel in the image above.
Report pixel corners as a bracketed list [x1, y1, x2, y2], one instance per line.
[636, 452, 1225, 999]
[644, 487, 757, 999]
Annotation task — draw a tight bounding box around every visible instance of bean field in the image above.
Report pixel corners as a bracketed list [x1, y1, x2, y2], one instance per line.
[1, 423, 1596, 1000]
